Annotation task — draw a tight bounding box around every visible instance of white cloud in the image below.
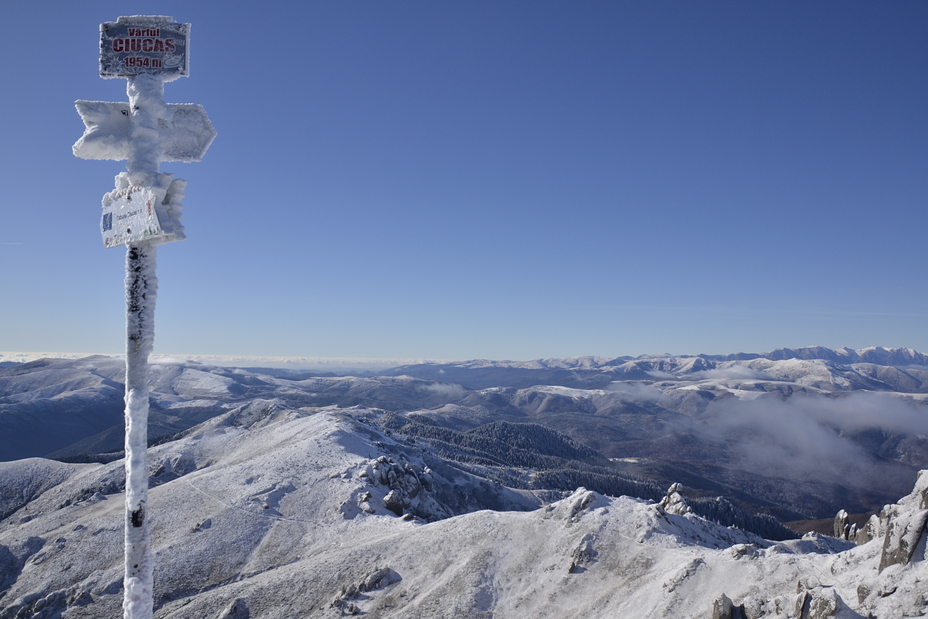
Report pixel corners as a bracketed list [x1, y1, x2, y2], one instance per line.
[698, 392, 928, 487]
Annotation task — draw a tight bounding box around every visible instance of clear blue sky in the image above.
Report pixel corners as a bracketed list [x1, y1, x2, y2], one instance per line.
[2, 1, 927, 361]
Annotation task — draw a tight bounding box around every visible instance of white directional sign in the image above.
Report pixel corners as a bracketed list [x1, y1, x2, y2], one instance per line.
[101, 173, 185, 248]
[73, 100, 216, 162]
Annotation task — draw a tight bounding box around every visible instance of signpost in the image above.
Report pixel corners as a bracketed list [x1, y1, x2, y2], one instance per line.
[99, 20, 190, 79]
[73, 15, 215, 619]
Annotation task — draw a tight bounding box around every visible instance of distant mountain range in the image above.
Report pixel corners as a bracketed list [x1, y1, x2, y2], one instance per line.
[2, 346, 927, 525]
[380, 345, 928, 389]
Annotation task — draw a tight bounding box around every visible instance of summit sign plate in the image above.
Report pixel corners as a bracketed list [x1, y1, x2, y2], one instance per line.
[100, 19, 189, 79]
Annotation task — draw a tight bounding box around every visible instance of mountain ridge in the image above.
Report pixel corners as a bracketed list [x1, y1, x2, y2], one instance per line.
[3, 346, 928, 523]
[383, 345, 928, 375]
[1, 405, 926, 618]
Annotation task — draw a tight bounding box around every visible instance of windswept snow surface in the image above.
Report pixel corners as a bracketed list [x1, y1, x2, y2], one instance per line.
[1, 406, 926, 618]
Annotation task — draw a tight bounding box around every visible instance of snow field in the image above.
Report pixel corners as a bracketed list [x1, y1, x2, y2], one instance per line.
[2, 407, 925, 618]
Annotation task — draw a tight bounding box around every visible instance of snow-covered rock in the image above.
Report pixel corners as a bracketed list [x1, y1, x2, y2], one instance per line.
[877, 469, 928, 572]
[658, 482, 691, 516]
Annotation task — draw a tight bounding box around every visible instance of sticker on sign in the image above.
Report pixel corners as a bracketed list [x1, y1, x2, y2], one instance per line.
[100, 16, 190, 80]
[101, 172, 186, 248]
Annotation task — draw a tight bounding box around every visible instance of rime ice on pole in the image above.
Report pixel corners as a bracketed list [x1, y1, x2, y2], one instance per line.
[72, 14, 215, 619]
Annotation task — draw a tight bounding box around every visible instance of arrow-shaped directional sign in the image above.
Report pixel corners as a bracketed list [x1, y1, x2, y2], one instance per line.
[73, 100, 216, 162]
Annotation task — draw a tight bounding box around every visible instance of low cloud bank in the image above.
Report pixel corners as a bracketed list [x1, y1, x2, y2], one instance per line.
[605, 382, 664, 401]
[699, 392, 928, 488]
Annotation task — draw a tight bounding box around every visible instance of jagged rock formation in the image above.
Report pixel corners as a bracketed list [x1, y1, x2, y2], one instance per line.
[358, 456, 431, 518]
[794, 584, 843, 619]
[330, 567, 402, 615]
[833, 469, 928, 572]
[657, 483, 691, 516]
[714, 469, 928, 618]
[877, 469, 928, 572]
[661, 485, 797, 541]
[711, 593, 746, 619]
[833, 509, 852, 540]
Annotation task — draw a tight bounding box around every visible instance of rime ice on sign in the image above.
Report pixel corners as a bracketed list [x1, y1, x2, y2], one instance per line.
[101, 173, 186, 248]
[100, 16, 190, 80]
[73, 14, 213, 249]
[73, 101, 216, 163]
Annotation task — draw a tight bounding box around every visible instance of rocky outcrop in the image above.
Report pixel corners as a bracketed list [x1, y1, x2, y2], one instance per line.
[832, 470, 928, 571]
[710, 593, 746, 619]
[794, 585, 843, 619]
[878, 469, 928, 572]
[833, 509, 851, 540]
[714, 470, 928, 619]
[833, 506, 890, 546]
[657, 483, 691, 516]
[567, 533, 597, 574]
[216, 598, 249, 619]
[853, 511, 883, 546]
[357, 456, 433, 518]
[330, 567, 402, 615]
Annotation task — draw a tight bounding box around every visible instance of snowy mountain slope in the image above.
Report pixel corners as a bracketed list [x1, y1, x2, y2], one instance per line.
[0, 357, 126, 462]
[0, 358, 464, 461]
[0, 407, 544, 618]
[3, 347, 928, 522]
[1, 406, 926, 618]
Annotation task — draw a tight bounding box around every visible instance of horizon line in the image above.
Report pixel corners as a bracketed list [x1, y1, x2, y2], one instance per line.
[1, 345, 924, 370]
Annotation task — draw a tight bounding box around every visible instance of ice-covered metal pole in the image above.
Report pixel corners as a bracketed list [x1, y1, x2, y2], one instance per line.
[122, 72, 164, 619]
[73, 18, 212, 616]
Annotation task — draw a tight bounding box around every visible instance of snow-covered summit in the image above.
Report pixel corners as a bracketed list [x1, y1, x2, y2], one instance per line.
[1, 404, 925, 618]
